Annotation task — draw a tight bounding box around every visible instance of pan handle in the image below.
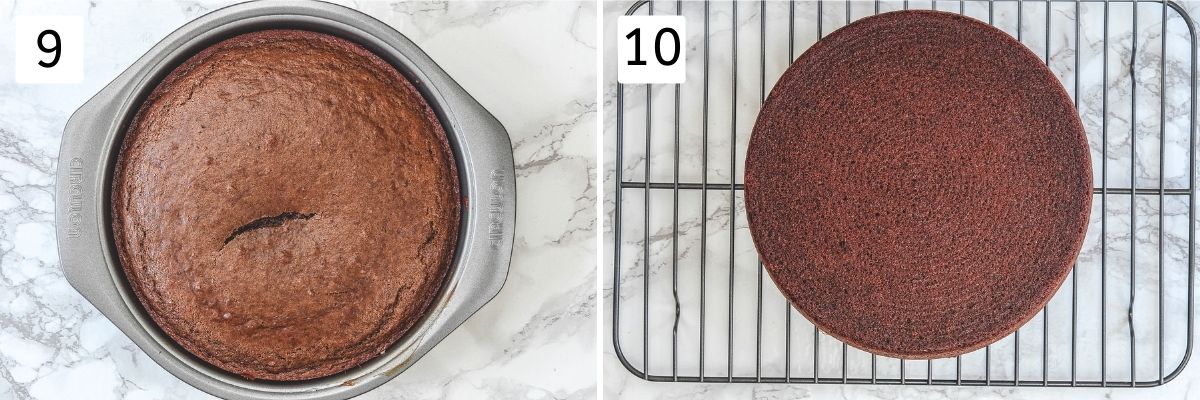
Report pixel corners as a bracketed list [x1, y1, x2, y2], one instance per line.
[397, 64, 517, 366]
[56, 84, 133, 325]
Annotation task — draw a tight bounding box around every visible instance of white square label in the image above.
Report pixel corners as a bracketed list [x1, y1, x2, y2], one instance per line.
[617, 16, 685, 84]
[15, 16, 84, 84]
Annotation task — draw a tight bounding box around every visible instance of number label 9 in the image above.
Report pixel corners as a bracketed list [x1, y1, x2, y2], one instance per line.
[618, 16, 686, 84]
[14, 16, 83, 84]
[37, 30, 62, 68]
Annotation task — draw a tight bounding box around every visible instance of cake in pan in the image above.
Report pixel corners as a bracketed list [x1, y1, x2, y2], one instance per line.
[744, 11, 1091, 359]
[111, 30, 460, 380]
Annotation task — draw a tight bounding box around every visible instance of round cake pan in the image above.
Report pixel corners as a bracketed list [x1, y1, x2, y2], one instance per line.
[54, 1, 515, 399]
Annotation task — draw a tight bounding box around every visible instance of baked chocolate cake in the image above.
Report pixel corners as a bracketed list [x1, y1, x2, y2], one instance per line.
[744, 11, 1091, 358]
[111, 30, 460, 380]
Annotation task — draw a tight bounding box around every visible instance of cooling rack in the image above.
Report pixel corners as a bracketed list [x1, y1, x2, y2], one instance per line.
[612, 0, 1197, 387]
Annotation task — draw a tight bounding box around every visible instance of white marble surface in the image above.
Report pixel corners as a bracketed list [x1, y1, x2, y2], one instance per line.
[0, 1, 597, 399]
[604, 0, 1200, 399]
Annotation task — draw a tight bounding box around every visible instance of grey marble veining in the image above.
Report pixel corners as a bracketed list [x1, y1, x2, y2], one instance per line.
[0, 1, 597, 399]
[605, 1, 1200, 398]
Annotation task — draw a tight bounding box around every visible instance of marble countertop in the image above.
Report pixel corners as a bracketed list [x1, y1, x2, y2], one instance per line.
[604, 0, 1200, 399]
[0, 1, 596, 399]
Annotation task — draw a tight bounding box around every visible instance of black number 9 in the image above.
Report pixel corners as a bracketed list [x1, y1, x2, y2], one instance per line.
[38, 29, 61, 68]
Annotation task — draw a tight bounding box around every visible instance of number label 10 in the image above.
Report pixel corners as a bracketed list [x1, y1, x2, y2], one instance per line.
[618, 16, 686, 84]
[15, 16, 83, 84]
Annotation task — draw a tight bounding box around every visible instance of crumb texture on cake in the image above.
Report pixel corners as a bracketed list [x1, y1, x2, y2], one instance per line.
[744, 10, 1091, 359]
[111, 29, 460, 380]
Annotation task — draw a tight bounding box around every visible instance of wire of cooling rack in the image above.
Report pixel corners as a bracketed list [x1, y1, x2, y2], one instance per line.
[613, 0, 1197, 387]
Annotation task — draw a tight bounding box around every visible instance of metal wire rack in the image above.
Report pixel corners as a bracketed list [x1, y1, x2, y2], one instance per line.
[612, 0, 1198, 387]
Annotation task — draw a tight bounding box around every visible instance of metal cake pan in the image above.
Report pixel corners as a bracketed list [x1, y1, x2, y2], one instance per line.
[54, 1, 515, 399]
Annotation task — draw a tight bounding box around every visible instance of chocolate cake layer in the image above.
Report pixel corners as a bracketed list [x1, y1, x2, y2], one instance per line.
[111, 30, 460, 380]
[744, 10, 1091, 359]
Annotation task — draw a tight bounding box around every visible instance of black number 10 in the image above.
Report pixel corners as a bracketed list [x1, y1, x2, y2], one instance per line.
[38, 29, 61, 68]
[625, 27, 680, 66]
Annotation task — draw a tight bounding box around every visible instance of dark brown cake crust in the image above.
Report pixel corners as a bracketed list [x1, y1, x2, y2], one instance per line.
[111, 30, 460, 380]
[744, 11, 1091, 359]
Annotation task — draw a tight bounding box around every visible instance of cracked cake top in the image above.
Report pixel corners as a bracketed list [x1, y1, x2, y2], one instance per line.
[111, 29, 460, 380]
